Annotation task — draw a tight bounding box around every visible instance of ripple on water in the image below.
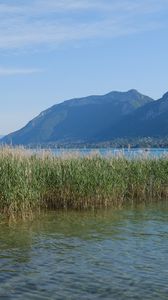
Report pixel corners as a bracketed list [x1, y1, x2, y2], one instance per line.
[0, 203, 168, 299]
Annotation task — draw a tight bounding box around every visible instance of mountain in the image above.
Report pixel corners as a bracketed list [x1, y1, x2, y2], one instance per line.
[2, 89, 153, 145]
[109, 91, 168, 138]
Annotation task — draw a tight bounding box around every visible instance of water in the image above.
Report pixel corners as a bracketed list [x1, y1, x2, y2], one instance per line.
[1, 203, 168, 299]
[51, 148, 168, 158]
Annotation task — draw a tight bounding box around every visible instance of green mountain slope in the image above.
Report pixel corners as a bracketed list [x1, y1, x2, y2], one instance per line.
[2, 89, 153, 145]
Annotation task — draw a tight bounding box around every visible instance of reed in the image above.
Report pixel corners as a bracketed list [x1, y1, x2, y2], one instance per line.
[0, 146, 168, 217]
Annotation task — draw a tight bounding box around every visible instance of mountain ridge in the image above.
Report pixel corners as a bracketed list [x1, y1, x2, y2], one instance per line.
[2, 89, 167, 145]
[110, 92, 168, 138]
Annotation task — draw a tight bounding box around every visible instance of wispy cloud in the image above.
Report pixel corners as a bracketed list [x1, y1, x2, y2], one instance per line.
[0, 0, 167, 51]
[0, 67, 43, 76]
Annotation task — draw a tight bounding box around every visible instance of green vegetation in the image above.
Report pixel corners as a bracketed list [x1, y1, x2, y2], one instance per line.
[0, 147, 168, 217]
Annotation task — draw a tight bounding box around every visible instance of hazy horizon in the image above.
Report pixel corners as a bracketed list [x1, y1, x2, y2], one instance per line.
[0, 0, 168, 135]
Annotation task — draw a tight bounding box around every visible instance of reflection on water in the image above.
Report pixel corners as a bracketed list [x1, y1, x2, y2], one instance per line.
[1, 203, 168, 299]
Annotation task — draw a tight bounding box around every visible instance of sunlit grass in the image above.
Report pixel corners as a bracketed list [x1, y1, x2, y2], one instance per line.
[0, 146, 168, 217]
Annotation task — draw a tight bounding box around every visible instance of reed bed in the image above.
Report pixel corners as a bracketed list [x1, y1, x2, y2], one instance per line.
[0, 146, 168, 217]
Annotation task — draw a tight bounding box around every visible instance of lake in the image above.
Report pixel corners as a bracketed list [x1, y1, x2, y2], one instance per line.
[51, 148, 168, 158]
[1, 203, 168, 299]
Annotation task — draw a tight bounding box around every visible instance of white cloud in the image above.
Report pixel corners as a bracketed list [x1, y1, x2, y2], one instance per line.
[0, 67, 43, 76]
[0, 0, 167, 51]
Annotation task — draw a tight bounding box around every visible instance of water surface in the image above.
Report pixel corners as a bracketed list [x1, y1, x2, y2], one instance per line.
[51, 148, 168, 158]
[1, 203, 168, 299]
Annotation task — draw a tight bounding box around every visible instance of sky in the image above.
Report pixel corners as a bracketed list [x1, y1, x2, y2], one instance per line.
[0, 0, 168, 135]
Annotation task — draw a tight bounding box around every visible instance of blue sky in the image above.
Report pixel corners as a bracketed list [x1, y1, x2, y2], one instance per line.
[0, 0, 168, 134]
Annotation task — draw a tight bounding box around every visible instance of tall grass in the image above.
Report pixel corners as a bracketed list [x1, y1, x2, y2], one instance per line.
[0, 146, 168, 217]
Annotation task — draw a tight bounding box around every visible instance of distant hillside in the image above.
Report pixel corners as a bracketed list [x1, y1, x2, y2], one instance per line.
[2, 89, 153, 145]
[109, 91, 168, 138]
